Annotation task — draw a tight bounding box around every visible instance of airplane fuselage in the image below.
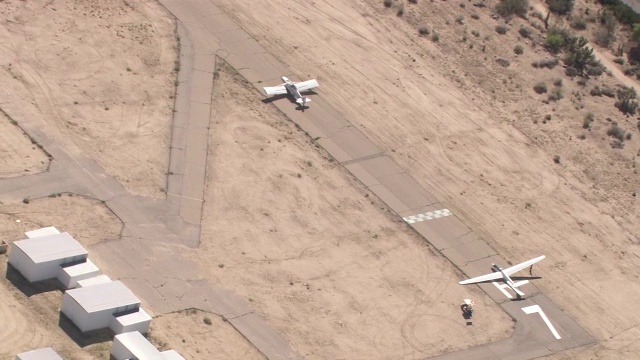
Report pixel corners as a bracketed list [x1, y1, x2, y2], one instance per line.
[281, 76, 303, 102]
[493, 264, 523, 298]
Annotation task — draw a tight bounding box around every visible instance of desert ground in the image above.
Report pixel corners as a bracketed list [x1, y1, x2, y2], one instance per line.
[1, 0, 640, 359]
[149, 309, 266, 360]
[0, 0, 176, 198]
[0, 109, 49, 178]
[214, 0, 640, 358]
[196, 61, 511, 359]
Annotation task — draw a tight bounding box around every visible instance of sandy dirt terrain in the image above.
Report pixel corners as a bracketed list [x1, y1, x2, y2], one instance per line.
[0, 110, 50, 178]
[1, 0, 640, 358]
[211, 0, 640, 357]
[149, 309, 266, 360]
[0, 194, 122, 247]
[0, 194, 123, 360]
[0, 0, 176, 197]
[196, 61, 512, 360]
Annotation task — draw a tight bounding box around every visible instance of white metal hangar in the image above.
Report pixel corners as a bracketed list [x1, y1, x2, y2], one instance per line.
[61, 280, 141, 332]
[8, 232, 88, 283]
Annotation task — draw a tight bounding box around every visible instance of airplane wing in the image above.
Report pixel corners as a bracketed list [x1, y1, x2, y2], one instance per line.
[459, 271, 503, 285]
[263, 85, 287, 95]
[295, 79, 319, 92]
[501, 255, 546, 276]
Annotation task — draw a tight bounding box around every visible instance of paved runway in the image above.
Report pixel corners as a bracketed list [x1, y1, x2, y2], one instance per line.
[0, 0, 595, 359]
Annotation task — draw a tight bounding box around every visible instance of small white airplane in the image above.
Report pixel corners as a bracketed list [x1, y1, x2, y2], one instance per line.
[459, 255, 546, 299]
[263, 76, 319, 108]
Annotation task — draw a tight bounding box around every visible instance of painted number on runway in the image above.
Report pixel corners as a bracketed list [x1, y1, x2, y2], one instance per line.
[522, 305, 561, 340]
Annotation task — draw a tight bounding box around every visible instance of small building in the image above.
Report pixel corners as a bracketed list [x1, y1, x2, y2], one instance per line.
[111, 331, 184, 360]
[8, 232, 88, 283]
[14, 347, 63, 360]
[57, 259, 100, 289]
[61, 280, 140, 332]
[77, 274, 112, 288]
[110, 307, 152, 335]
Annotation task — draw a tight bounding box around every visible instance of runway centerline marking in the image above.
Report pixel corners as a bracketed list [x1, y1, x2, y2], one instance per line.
[403, 209, 452, 224]
[522, 305, 562, 340]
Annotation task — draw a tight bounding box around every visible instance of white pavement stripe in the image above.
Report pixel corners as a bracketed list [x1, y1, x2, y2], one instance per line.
[403, 209, 452, 224]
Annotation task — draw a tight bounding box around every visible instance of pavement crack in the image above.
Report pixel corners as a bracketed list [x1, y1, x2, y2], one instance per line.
[463, 253, 498, 266]
[226, 311, 253, 320]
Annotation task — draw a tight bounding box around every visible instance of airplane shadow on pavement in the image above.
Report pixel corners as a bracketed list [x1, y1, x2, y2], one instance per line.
[261, 90, 318, 112]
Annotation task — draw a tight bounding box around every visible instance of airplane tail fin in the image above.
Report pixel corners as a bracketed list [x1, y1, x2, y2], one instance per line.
[511, 280, 528, 297]
[297, 97, 311, 105]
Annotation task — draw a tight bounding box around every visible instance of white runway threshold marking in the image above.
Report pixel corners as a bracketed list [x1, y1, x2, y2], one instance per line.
[493, 280, 529, 299]
[522, 305, 562, 340]
[403, 209, 452, 224]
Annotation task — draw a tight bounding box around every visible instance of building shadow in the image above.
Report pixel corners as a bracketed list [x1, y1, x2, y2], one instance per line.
[58, 312, 113, 347]
[5, 263, 62, 296]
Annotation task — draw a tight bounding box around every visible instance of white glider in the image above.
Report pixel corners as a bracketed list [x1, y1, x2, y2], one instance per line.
[459, 255, 546, 299]
[263, 76, 319, 108]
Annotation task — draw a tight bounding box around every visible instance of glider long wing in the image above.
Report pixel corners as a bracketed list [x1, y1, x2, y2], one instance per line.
[458, 255, 546, 285]
[501, 255, 546, 276]
[295, 79, 319, 92]
[263, 85, 287, 95]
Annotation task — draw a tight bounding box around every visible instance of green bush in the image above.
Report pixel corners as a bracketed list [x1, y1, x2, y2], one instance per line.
[617, 86, 637, 100]
[496, 24, 508, 34]
[384, 0, 393, 7]
[607, 124, 626, 140]
[615, 98, 639, 115]
[602, 87, 616, 97]
[563, 36, 596, 76]
[565, 67, 579, 77]
[583, 112, 594, 128]
[586, 65, 604, 76]
[514, 44, 524, 54]
[548, 87, 564, 101]
[534, 82, 548, 94]
[547, 0, 574, 15]
[545, 34, 565, 53]
[570, 17, 587, 30]
[519, 26, 533, 38]
[599, 0, 640, 26]
[532, 58, 559, 68]
[496, 0, 528, 18]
